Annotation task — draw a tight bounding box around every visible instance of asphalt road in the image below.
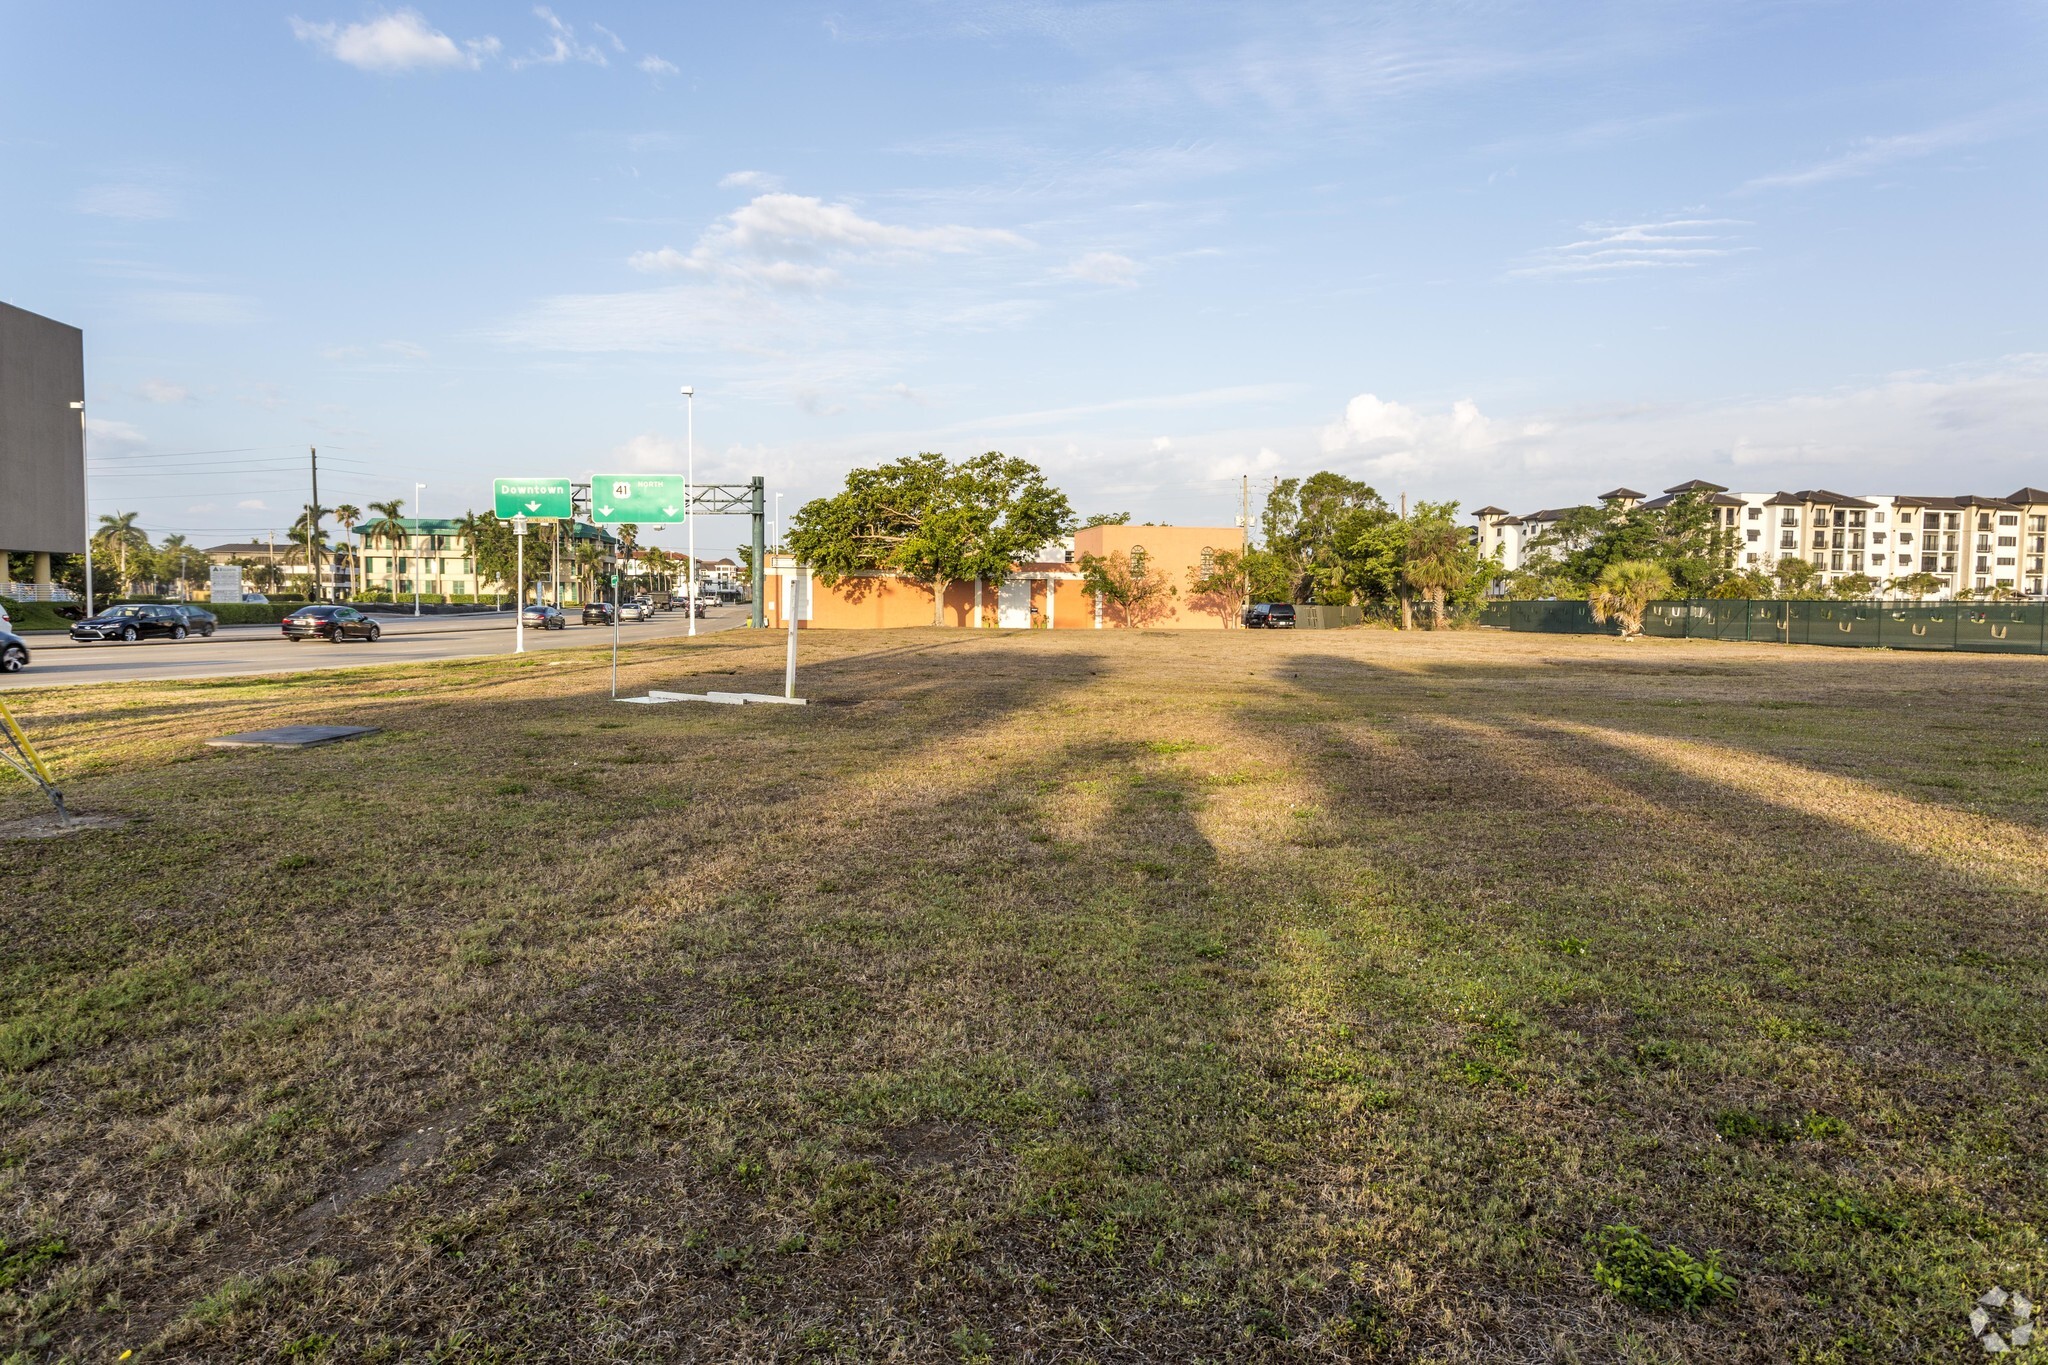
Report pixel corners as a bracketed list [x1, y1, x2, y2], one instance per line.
[2, 607, 752, 689]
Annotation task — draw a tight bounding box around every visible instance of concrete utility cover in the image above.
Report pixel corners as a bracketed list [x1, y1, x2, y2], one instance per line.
[207, 725, 379, 749]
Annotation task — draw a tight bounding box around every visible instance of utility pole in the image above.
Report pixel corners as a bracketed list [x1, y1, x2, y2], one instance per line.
[309, 447, 322, 600]
[1240, 473, 1251, 624]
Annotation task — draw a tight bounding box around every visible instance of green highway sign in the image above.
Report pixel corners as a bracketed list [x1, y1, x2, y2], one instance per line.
[590, 474, 689, 524]
[494, 478, 574, 520]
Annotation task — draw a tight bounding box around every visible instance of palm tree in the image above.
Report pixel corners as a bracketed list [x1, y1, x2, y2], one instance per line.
[333, 504, 361, 598]
[573, 536, 606, 603]
[94, 511, 150, 596]
[158, 533, 194, 600]
[290, 503, 333, 599]
[1588, 559, 1673, 639]
[364, 500, 408, 602]
[1402, 518, 1469, 629]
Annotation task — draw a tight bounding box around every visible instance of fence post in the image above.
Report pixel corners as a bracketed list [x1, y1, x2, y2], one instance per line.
[1875, 603, 1883, 648]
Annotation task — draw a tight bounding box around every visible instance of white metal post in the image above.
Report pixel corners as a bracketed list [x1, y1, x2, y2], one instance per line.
[513, 514, 527, 654]
[683, 384, 697, 637]
[785, 569, 799, 699]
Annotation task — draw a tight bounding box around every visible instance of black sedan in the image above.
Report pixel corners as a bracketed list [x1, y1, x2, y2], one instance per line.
[281, 605, 382, 642]
[0, 628, 29, 673]
[70, 603, 198, 643]
[174, 605, 219, 636]
[520, 605, 567, 630]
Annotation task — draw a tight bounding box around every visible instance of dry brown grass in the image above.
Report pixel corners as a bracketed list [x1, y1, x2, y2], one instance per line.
[0, 626, 2042, 1362]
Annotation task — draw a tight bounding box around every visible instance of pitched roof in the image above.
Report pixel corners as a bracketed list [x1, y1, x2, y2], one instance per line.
[1892, 495, 1962, 510]
[1598, 487, 1645, 500]
[2007, 487, 2048, 504]
[1794, 489, 1875, 509]
[1763, 492, 1804, 507]
[1662, 479, 1729, 494]
[1471, 505, 1510, 516]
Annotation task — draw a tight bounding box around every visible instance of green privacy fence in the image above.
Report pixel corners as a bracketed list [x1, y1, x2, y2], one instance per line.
[1478, 599, 2048, 654]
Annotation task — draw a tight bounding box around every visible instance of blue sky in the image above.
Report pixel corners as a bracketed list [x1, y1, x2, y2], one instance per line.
[5, 2, 2045, 555]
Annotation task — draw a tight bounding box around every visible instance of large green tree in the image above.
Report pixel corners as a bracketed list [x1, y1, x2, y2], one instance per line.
[1262, 474, 1388, 603]
[788, 452, 1075, 627]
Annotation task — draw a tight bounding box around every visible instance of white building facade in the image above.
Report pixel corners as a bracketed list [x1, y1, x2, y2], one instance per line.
[1475, 481, 2048, 599]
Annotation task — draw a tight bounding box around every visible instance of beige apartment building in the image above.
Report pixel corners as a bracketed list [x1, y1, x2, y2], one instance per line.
[1476, 481, 2048, 598]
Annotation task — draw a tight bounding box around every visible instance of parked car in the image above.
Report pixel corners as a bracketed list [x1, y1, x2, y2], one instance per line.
[520, 604, 567, 630]
[172, 605, 218, 637]
[70, 603, 199, 643]
[0, 601, 10, 630]
[581, 602, 616, 625]
[617, 601, 648, 622]
[1243, 603, 1297, 629]
[242, 592, 270, 603]
[281, 605, 382, 642]
[0, 628, 28, 673]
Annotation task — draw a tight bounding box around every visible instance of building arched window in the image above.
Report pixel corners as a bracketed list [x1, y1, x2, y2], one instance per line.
[1129, 545, 1147, 576]
[1199, 546, 1215, 577]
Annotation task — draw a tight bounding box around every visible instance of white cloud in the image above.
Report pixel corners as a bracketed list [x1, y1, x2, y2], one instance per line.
[514, 6, 608, 68]
[76, 183, 178, 220]
[84, 417, 148, 454]
[1511, 218, 1750, 279]
[138, 378, 190, 404]
[627, 192, 1030, 291]
[237, 499, 270, 511]
[291, 10, 500, 72]
[719, 170, 781, 191]
[639, 54, 679, 77]
[1740, 121, 1986, 193]
[383, 340, 430, 360]
[1151, 435, 1173, 451]
[1321, 393, 1524, 477]
[609, 432, 683, 472]
[1057, 250, 1141, 286]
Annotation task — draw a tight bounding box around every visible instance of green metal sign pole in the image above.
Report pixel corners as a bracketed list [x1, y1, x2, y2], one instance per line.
[494, 478, 574, 520]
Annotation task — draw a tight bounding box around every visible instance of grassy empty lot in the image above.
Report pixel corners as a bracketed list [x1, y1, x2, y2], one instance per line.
[1, 627, 2042, 1362]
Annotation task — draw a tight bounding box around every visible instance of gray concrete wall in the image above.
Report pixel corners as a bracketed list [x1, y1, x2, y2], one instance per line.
[0, 302, 87, 554]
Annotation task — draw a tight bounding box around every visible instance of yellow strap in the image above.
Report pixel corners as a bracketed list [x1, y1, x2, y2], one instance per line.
[0, 699, 56, 787]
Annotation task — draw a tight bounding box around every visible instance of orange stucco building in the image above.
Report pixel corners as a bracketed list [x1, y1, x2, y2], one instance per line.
[763, 523, 1244, 629]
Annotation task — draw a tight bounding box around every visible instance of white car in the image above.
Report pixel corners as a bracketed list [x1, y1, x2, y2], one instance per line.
[618, 601, 648, 621]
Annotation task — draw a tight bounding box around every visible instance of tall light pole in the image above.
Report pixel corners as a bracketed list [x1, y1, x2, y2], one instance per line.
[773, 492, 782, 551]
[68, 401, 92, 615]
[682, 385, 696, 638]
[413, 482, 426, 616]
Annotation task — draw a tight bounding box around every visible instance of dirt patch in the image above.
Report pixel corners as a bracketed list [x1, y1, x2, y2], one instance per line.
[300, 1104, 478, 1226]
[0, 811, 130, 839]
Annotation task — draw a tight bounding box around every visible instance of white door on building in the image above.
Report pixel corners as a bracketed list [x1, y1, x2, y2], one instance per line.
[997, 577, 1032, 628]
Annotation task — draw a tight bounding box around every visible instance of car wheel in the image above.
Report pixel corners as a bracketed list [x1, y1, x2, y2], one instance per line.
[0, 647, 24, 673]
[367, 625, 381, 642]
[171, 625, 187, 640]
[121, 626, 139, 642]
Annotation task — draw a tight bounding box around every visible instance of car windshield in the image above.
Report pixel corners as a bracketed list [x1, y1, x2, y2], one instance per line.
[297, 607, 337, 617]
[105, 606, 144, 618]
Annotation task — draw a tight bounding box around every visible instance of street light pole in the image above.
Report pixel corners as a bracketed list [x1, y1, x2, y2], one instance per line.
[682, 385, 696, 637]
[413, 482, 425, 616]
[513, 514, 527, 653]
[773, 492, 782, 550]
[68, 401, 92, 615]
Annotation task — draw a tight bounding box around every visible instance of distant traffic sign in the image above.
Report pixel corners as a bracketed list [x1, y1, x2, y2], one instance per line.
[494, 478, 573, 520]
[590, 475, 688, 524]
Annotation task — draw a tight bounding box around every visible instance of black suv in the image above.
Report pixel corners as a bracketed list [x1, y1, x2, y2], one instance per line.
[581, 602, 616, 625]
[1243, 603, 1297, 629]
